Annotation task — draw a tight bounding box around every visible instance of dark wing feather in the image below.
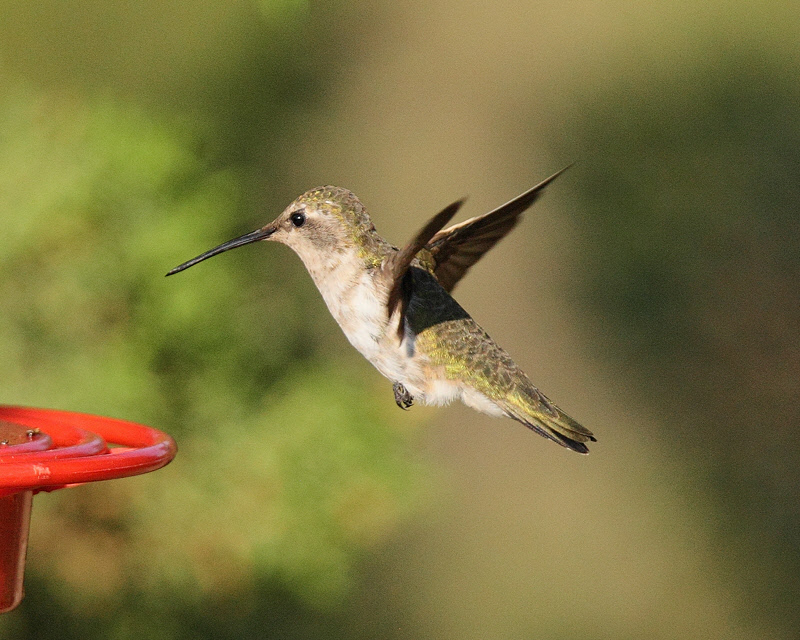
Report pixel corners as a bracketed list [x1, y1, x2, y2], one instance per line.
[426, 166, 570, 292]
[385, 198, 465, 321]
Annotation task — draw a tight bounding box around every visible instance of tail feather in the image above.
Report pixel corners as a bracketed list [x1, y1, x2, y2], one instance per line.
[503, 388, 596, 454]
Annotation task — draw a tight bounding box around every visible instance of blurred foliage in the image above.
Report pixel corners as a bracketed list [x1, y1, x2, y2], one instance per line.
[0, 60, 423, 640]
[565, 54, 800, 624]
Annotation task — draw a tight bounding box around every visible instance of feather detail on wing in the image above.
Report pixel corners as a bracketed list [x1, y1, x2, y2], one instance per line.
[383, 166, 570, 339]
[385, 198, 465, 324]
[426, 165, 570, 292]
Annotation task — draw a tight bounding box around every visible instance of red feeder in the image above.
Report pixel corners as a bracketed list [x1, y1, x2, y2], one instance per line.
[0, 406, 176, 613]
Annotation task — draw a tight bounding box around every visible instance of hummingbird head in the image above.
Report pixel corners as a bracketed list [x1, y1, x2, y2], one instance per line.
[167, 186, 387, 277]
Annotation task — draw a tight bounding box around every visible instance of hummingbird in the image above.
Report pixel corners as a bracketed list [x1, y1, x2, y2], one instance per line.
[167, 168, 595, 453]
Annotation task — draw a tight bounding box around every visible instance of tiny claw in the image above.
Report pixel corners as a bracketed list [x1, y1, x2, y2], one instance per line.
[393, 382, 414, 410]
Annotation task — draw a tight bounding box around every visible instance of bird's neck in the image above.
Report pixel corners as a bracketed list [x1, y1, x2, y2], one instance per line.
[301, 246, 389, 326]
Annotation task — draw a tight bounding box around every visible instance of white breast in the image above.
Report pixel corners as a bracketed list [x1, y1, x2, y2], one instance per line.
[307, 260, 414, 385]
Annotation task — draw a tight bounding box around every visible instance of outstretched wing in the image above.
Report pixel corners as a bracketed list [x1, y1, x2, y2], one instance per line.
[425, 166, 570, 292]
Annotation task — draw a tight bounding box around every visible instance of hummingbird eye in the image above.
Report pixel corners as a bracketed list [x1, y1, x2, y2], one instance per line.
[290, 211, 306, 228]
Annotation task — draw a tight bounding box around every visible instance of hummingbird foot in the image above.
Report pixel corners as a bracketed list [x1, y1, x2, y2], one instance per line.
[393, 382, 414, 410]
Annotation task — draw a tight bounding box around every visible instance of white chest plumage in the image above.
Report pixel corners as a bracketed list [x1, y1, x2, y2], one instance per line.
[306, 259, 414, 382]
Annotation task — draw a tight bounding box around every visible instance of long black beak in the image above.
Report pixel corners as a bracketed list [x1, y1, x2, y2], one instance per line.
[166, 226, 276, 276]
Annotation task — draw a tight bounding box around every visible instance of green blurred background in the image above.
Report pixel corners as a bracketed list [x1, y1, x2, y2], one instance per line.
[1, 1, 798, 638]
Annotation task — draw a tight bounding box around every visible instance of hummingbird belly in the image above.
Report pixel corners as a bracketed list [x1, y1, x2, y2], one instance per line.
[351, 318, 504, 418]
[315, 269, 445, 401]
[316, 269, 417, 380]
